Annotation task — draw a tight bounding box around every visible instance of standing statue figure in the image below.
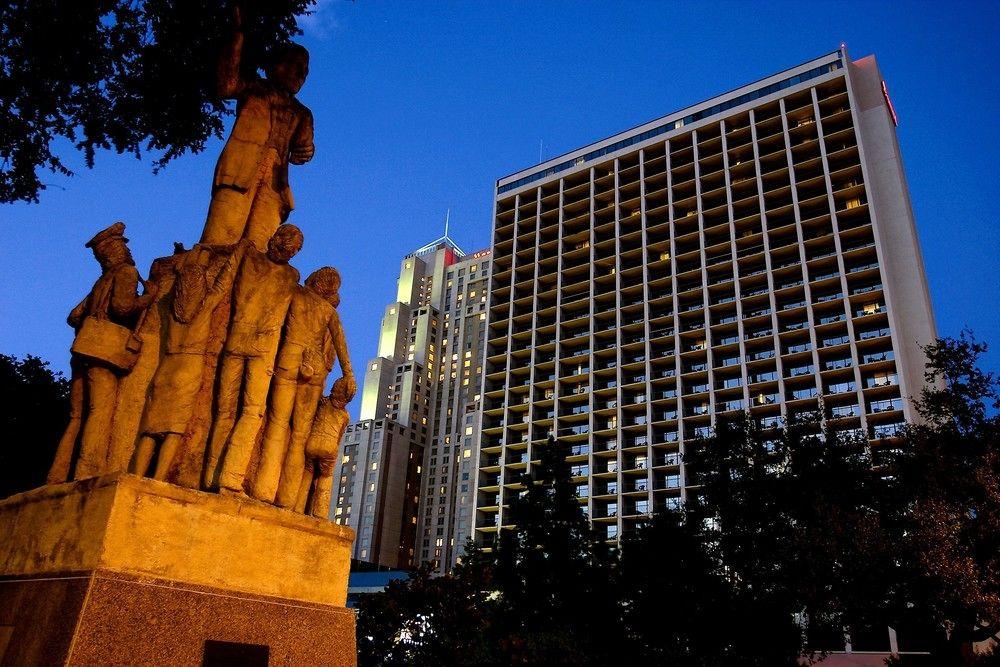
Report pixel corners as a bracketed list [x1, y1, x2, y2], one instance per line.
[199, 6, 315, 252]
[130, 242, 246, 480]
[48, 222, 156, 483]
[203, 224, 304, 493]
[251, 267, 356, 505]
[295, 380, 352, 517]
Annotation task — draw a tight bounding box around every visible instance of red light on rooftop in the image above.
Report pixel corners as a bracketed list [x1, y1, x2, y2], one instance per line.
[881, 80, 899, 127]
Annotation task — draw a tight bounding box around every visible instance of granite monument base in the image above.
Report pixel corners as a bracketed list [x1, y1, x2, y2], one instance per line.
[0, 473, 356, 666]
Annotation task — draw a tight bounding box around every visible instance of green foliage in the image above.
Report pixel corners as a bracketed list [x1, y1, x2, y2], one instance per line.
[687, 333, 1000, 662]
[0, 355, 69, 497]
[683, 413, 888, 662]
[0, 0, 315, 203]
[356, 437, 622, 666]
[917, 330, 999, 433]
[782, 422, 909, 648]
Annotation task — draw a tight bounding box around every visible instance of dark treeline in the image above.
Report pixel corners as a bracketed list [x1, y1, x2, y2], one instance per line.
[356, 332, 1000, 666]
[0, 355, 69, 498]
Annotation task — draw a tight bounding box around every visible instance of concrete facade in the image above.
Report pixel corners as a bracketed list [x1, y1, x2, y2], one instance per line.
[476, 47, 936, 543]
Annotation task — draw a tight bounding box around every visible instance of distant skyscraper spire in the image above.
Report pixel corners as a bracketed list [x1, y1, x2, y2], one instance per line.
[332, 235, 491, 572]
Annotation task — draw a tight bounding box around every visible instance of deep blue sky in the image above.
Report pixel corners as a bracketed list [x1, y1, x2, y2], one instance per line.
[3, 1, 998, 419]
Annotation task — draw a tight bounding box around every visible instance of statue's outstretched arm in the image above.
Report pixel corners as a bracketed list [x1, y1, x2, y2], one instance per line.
[206, 240, 249, 303]
[328, 310, 356, 399]
[217, 5, 247, 99]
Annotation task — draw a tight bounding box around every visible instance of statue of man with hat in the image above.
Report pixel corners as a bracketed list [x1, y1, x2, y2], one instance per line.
[48, 221, 157, 483]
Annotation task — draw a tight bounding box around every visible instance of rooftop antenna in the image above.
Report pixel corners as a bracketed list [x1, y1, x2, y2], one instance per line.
[538, 139, 543, 164]
[444, 208, 450, 238]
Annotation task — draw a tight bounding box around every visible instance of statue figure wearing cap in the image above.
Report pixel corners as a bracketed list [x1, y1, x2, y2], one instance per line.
[48, 222, 156, 483]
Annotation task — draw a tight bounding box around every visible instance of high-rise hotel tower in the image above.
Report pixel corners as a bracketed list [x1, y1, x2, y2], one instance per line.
[476, 47, 936, 542]
[333, 236, 491, 572]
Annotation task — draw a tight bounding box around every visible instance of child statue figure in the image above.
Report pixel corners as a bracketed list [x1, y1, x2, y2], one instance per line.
[296, 378, 353, 517]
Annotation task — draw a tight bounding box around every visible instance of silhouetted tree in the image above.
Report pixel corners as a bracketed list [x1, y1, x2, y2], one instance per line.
[684, 415, 809, 665]
[685, 407, 923, 659]
[490, 436, 623, 665]
[356, 334, 1000, 665]
[0, 354, 69, 497]
[356, 437, 624, 666]
[689, 333, 1000, 663]
[356, 557, 497, 666]
[619, 508, 789, 665]
[896, 332, 1000, 664]
[0, 0, 315, 203]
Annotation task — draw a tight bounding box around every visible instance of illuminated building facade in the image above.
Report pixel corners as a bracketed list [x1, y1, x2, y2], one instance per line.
[476, 47, 936, 543]
[333, 237, 491, 572]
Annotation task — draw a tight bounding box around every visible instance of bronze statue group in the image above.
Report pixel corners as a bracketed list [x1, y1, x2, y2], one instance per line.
[48, 24, 353, 519]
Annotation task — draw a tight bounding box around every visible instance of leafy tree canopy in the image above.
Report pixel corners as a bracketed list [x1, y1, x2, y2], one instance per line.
[898, 331, 1000, 658]
[0, 0, 315, 203]
[357, 437, 623, 666]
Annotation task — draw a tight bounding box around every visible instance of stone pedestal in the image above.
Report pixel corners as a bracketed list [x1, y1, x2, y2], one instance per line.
[0, 473, 356, 666]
